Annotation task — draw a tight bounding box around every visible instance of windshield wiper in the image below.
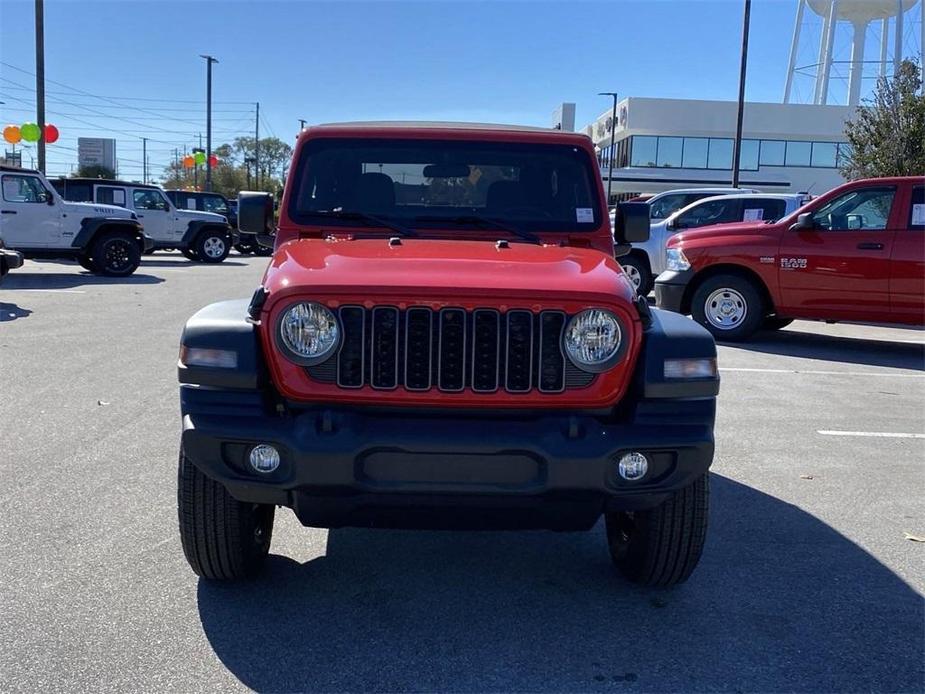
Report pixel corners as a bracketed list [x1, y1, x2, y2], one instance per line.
[308, 210, 417, 237]
[415, 214, 542, 245]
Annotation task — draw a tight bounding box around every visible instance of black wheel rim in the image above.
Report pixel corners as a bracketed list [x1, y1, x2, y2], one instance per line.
[104, 239, 133, 272]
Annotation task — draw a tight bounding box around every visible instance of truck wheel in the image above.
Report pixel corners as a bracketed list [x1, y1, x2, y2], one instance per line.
[620, 255, 652, 296]
[691, 274, 765, 341]
[177, 450, 275, 580]
[195, 231, 230, 263]
[92, 232, 141, 277]
[606, 473, 709, 587]
[762, 316, 794, 331]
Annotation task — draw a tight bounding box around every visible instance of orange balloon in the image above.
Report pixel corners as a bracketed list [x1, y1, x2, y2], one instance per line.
[3, 125, 21, 144]
[182, 155, 195, 168]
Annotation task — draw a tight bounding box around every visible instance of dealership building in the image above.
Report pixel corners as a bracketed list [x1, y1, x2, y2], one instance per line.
[580, 97, 852, 201]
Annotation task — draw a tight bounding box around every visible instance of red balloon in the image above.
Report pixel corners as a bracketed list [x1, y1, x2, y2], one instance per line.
[208, 154, 219, 167]
[43, 124, 59, 144]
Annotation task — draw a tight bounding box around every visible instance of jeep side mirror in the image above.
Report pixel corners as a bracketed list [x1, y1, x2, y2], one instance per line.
[613, 201, 649, 244]
[238, 191, 276, 249]
[789, 212, 814, 231]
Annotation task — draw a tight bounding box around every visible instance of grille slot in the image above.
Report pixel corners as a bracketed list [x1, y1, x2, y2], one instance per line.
[314, 306, 592, 394]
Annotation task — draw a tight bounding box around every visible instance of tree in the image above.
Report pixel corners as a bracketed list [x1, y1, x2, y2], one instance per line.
[75, 164, 115, 179]
[841, 58, 925, 180]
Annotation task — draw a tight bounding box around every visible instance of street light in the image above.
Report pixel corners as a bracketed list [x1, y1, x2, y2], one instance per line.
[200, 54, 219, 191]
[731, 0, 751, 188]
[598, 91, 619, 206]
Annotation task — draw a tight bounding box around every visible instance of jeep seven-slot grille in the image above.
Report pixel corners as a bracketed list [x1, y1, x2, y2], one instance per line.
[307, 306, 595, 394]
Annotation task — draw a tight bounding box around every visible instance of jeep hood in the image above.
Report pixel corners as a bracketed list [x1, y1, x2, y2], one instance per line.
[177, 209, 226, 223]
[262, 238, 636, 305]
[64, 201, 133, 218]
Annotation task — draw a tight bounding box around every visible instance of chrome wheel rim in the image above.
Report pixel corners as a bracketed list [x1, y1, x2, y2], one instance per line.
[203, 236, 225, 258]
[622, 264, 642, 290]
[705, 287, 747, 330]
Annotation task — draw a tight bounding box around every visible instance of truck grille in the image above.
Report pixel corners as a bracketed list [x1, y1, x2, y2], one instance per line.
[308, 306, 593, 394]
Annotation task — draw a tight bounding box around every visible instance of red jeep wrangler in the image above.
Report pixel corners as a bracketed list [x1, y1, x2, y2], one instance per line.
[176, 122, 719, 586]
[655, 177, 925, 341]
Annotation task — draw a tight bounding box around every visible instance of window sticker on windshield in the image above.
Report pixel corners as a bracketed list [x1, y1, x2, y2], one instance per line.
[576, 208, 594, 223]
[912, 204, 925, 226]
[742, 208, 764, 221]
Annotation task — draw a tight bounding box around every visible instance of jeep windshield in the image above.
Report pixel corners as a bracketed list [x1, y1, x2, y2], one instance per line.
[289, 138, 602, 233]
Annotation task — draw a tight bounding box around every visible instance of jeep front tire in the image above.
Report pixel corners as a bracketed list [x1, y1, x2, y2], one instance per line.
[195, 230, 230, 263]
[177, 450, 275, 580]
[606, 473, 709, 587]
[92, 231, 141, 277]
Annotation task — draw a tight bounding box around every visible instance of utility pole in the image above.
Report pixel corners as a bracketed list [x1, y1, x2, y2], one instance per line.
[35, 0, 46, 173]
[200, 54, 218, 192]
[731, 0, 751, 188]
[598, 91, 619, 206]
[254, 102, 260, 189]
[141, 137, 148, 184]
[299, 118, 306, 131]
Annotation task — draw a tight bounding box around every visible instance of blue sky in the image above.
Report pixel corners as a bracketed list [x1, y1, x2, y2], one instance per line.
[0, 0, 921, 179]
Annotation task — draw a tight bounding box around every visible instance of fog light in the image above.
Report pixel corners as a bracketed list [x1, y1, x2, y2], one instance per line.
[618, 452, 649, 481]
[249, 444, 280, 473]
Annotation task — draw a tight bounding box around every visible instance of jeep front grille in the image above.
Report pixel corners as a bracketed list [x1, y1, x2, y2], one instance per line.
[307, 306, 594, 394]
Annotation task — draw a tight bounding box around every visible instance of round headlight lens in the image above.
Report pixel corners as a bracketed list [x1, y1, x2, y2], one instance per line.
[278, 302, 339, 363]
[563, 309, 623, 371]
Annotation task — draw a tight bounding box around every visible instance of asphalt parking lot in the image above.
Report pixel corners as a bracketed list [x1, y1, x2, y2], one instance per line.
[1, 254, 923, 693]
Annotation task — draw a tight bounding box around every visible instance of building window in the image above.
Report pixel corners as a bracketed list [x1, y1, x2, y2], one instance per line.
[785, 141, 812, 166]
[740, 139, 759, 171]
[760, 140, 786, 166]
[656, 137, 683, 167]
[707, 138, 733, 170]
[837, 143, 853, 167]
[631, 136, 658, 167]
[811, 142, 838, 168]
[682, 138, 709, 168]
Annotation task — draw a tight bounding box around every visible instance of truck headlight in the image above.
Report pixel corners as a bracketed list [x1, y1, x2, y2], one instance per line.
[666, 247, 691, 272]
[277, 301, 340, 364]
[563, 309, 624, 372]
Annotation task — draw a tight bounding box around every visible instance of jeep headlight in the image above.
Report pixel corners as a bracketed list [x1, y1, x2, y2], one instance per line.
[563, 309, 624, 372]
[277, 302, 340, 364]
[666, 247, 691, 272]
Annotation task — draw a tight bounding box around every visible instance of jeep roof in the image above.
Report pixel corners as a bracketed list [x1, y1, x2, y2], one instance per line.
[51, 177, 162, 190]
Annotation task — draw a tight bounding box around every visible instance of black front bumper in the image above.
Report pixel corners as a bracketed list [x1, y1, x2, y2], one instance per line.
[654, 269, 694, 314]
[181, 391, 714, 530]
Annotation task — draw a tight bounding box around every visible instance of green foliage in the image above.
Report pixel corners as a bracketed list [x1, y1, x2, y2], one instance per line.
[159, 136, 292, 200]
[75, 164, 115, 179]
[841, 59, 925, 180]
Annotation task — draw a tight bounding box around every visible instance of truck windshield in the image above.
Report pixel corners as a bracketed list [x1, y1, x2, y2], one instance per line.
[289, 138, 601, 232]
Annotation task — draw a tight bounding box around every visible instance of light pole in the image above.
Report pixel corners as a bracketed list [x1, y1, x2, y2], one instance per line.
[598, 92, 618, 206]
[299, 119, 306, 131]
[200, 54, 218, 191]
[141, 137, 148, 184]
[731, 0, 751, 188]
[35, 0, 46, 173]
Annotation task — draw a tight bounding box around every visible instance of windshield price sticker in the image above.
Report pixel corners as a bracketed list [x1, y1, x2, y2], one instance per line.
[576, 208, 594, 223]
[743, 208, 764, 221]
[912, 204, 925, 226]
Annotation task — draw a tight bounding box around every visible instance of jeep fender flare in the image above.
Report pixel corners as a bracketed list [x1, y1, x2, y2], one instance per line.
[72, 217, 145, 252]
[181, 220, 232, 249]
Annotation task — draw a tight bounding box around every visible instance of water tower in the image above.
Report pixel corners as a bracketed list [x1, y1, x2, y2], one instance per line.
[784, 0, 923, 105]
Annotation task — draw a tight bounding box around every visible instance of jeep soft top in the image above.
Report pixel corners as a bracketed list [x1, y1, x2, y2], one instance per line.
[175, 121, 720, 587]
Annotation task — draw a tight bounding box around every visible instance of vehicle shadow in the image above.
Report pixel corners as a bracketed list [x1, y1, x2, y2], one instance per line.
[1, 273, 164, 289]
[0, 302, 32, 321]
[197, 475, 924, 692]
[140, 259, 249, 268]
[727, 329, 925, 370]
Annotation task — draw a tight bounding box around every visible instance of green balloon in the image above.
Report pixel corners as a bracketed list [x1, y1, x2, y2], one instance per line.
[194, 151, 206, 165]
[20, 122, 41, 142]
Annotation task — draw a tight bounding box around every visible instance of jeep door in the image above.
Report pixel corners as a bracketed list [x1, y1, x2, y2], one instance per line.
[889, 183, 925, 323]
[777, 185, 897, 321]
[1, 172, 60, 248]
[131, 189, 175, 243]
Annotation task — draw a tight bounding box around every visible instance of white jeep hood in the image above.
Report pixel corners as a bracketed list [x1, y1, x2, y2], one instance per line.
[177, 209, 227, 223]
[63, 201, 134, 219]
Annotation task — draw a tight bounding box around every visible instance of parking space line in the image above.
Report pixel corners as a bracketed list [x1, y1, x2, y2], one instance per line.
[817, 430, 925, 439]
[721, 367, 925, 378]
[3, 288, 86, 294]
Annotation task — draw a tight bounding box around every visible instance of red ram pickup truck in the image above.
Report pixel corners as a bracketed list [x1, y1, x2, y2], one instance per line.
[655, 177, 925, 341]
[176, 122, 721, 587]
